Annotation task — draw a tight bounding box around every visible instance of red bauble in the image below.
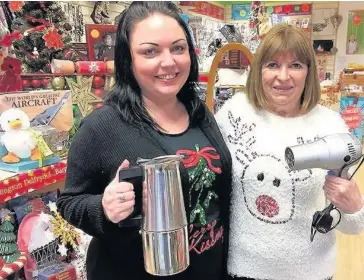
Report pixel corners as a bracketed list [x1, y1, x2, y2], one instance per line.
[93, 88, 104, 97]
[41, 78, 50, 87]
[275, 6, 282, 13]
[22, 79, 31, 88]
[301, 4, 310, 12]
[31, 79, 41, 88]
[0, 257, 4, 270]
[93, 76, 105, 89]
[283, 5, 292, 14]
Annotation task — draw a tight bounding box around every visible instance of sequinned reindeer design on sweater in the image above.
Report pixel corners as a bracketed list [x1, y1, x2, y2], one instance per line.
[227, 111, 313, 224]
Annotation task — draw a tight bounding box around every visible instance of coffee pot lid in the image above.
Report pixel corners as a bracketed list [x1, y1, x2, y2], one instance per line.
[136, 155, 184, 166]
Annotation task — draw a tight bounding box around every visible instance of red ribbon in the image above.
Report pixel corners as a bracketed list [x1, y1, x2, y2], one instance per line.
[177, 147, 222, 174]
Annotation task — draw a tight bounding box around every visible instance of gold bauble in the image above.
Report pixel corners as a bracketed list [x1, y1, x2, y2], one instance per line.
[52, 77, 65, 90]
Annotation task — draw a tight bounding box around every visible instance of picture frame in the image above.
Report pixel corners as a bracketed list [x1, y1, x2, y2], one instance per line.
[70, 43, 88, 61]
[346, 10, 364, 55]
[85, 24, 117, 61]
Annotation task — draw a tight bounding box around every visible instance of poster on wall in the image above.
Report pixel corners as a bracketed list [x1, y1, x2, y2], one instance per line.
[346, 10, 364, 54]
[231, 4, 251, 20]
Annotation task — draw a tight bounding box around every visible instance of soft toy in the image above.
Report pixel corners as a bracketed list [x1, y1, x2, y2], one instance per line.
[0, 108, 40, 163]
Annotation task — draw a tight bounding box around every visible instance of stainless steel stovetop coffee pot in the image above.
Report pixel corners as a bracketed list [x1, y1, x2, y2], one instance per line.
[119, 155, 189, 276]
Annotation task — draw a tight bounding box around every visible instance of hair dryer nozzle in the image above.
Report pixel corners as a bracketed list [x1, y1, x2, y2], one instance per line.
[285, 133, 362, 172]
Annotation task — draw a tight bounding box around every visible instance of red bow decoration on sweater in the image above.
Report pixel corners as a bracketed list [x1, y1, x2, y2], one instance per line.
[177, 147, 222, 174]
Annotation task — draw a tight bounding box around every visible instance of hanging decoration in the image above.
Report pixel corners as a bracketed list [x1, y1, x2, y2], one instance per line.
[49, 209, 80, 250]
[42, 28, 65, 50]
[66, 76, 103, 118]
[248, 1, 262, 52]
[61, 3, 84, 42]
[8, 1, 24, 13]
[220, 25, 242, 43]
[0, 30, 22, 47]
[269, 3, 312, 16]
[179, 1, 224, 21]
[258, 5, 270, 37]
[330, 14, 343, 30]
[249, 1, 261, 40]
[0, 56, 23, 92]
[90, 1, 111, 24]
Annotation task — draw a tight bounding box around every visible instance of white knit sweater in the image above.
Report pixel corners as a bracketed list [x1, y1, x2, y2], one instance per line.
[215, 93, 364, 280]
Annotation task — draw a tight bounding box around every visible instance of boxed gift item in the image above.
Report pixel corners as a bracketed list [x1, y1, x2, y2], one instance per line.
[37, 262, 77, 280]
[0, 109, 61, 172]
[0, 90, 73, 132]
[0, 90, 72, 171]
[30, 125, 69, 156]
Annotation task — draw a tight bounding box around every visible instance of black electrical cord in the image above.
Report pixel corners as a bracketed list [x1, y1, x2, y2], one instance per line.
[310, 154, 364, 242]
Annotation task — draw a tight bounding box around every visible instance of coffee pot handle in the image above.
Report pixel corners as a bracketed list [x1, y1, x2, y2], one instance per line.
[117, 166, 143, 228]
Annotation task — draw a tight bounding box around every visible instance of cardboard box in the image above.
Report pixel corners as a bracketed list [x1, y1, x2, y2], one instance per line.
[0, 125, 62, 172]
[37, 263, 77, 280]
[0, 90, 73, 132]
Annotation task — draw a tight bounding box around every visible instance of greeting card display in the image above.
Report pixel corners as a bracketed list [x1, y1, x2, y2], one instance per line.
[340, 96, 364, 142]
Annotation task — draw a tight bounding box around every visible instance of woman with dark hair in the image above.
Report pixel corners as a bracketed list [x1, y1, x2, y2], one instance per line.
[57, 2, 232, 280]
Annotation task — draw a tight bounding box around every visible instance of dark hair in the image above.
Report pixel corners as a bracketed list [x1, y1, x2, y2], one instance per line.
[105, 1, 204, 128]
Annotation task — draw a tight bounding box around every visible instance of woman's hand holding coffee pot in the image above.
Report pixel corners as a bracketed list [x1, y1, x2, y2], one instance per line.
[102, 160, 136, 223]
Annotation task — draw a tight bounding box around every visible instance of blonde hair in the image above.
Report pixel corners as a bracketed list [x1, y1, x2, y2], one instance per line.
[246, 24, 320, 114]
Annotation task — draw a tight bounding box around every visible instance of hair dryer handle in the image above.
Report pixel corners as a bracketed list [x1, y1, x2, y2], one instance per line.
[329, 168, 350, 180]
[117, 166, 143, 228]
[340, 166, 351, 180]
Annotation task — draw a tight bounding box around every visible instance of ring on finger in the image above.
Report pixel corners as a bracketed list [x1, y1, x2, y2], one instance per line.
[119, 193, 126, 203]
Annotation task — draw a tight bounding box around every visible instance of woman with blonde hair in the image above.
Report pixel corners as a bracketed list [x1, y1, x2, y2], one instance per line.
[216, 24, 364, 280]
